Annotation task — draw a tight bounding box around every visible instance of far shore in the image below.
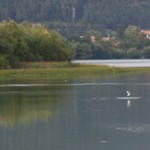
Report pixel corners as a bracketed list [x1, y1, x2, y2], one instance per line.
[0, 61, 150, 82]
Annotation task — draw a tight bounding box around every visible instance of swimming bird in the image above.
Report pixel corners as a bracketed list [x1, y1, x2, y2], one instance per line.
[126, 90, 131, 97]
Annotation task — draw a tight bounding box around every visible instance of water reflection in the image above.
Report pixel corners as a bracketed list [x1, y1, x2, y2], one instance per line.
[127, 99, 131, 108]
[0, 85, 70, 127]
[115, 123, 150, 133]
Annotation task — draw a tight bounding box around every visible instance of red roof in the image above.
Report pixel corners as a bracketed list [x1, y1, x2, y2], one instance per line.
[141, 30, 150, 35]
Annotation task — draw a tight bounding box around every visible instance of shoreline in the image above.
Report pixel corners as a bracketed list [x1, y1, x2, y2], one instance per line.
[0, 62, 150, 82]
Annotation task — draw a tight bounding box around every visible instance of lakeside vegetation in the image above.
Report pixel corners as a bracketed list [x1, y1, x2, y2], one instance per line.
[0, 20, 72, 69]
[0, 62, 150, 82]
[1, 20, 150, 67]
[0, 20, 150, 82]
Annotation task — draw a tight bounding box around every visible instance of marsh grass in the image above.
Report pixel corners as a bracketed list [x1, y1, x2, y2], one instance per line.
[0, 62, 150, 82]
[20, 61, 79, 69]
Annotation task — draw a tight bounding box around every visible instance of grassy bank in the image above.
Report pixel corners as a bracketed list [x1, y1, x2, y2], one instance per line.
[0, 62, 150, 83]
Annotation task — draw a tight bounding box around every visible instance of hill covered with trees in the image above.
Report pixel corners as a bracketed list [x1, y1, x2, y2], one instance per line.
[0, 0, 150, 30]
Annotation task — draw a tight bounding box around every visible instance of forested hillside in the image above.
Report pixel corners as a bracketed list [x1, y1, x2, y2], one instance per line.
[0, 0, 150, 29]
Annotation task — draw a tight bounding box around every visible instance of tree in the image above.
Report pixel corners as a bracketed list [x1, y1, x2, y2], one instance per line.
[126, 48, 141, 59]
[143, 46, 150, 58]
[75, 42, 93, 59]
[123, 25, 145, 49]
[0, 20, 72, 68]
[116, 24, 125, 40]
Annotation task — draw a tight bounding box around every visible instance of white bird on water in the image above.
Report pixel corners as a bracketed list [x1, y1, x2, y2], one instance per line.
[126, 90, 131, 97]
[126, 90, 131, 108]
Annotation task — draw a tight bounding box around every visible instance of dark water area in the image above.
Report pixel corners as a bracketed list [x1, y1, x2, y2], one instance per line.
[1, 73, 150, 150]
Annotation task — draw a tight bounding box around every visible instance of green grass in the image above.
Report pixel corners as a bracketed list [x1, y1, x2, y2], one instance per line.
[20, 61, 79, 69]
[0, 62, 150, 83]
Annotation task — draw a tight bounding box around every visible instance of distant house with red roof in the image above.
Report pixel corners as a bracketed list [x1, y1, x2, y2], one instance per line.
[102, 36, 110, 41]
[141, 30, 150, 39]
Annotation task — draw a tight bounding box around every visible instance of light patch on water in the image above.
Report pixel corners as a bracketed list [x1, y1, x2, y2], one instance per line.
[85, 96, 141, 101]
[70, 82, 150, 86]
[0, 84, 49, 87]
[81, 97, 141, 104]
[100, 140, 108, 144]
[70, 83, 124, 86]
[116, 97, 141, 100]
[92, 97, 112, 100]
[0, 82, 129, 88]
[0, 82, 150, 87]
[115, 124, 150, 134]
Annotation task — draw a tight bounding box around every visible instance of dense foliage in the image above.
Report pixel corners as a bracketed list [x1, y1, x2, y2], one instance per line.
[0, 20, 150, 69]
[0, 20, 71, 68]
[0, 0, 150, 30]
[70, 25, 150, 59]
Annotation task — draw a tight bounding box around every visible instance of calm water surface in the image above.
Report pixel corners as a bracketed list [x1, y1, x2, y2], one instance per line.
[73, 59, 150, 67]
[1, 73, 150, 150]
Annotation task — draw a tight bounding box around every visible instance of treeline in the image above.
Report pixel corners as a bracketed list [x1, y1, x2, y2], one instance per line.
[82, 0, 150, 29]
[0, 0, 150, 29]
[70, 25, 150, 59]
[0, 20, 71, 68]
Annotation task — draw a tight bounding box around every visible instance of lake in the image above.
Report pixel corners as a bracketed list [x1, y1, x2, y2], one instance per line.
[1, 73, 150, 150]
[72, 59, 150, 67]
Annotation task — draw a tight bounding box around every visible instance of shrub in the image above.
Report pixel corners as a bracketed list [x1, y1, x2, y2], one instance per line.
[142, 46, 150, 58]
[0, 55, 9, 69]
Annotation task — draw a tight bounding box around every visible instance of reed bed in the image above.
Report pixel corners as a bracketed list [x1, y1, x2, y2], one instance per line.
[0, 62, 150, 82]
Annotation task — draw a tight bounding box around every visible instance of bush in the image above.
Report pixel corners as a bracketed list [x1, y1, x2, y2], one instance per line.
[126, 48, 141, 59]
[0, 20, 72, 69]
[0, 55, 9, 69]
[143, 46, 150, 58]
